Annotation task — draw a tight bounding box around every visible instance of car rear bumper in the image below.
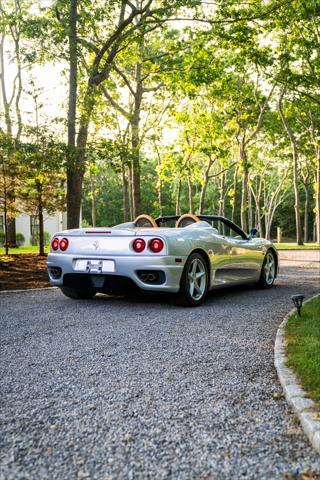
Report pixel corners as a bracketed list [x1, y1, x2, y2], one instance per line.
[47, 253, 186, 293]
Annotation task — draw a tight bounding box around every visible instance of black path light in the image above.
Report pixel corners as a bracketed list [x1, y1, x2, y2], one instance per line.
[291, 294, 305, 316]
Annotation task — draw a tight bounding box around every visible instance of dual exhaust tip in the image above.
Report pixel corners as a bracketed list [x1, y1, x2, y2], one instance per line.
[137, 270, 165, 285]
[139, 272, 158, 283]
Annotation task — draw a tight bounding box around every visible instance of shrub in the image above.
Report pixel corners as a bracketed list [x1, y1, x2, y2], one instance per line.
[0, 231, 5, 247]
[31, 231, 51, 246]
[16, 232, 25, 246]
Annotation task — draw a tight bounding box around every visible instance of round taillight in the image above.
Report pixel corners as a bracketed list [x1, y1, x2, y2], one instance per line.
[59, 237, 69, 251]
[51, 237, 59, 251]
[132, 238, 146, 253]
[149, 238, 164, 253]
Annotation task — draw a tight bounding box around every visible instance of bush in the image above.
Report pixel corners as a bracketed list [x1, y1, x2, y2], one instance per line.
[16, 232, 25, 246]
[31, 230, 51, 246]
[0, 231, 4, 247]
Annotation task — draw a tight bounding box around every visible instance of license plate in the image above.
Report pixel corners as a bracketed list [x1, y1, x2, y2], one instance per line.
[74, 259, 115, 273]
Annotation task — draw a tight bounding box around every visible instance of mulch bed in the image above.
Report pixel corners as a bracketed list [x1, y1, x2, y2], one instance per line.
[0, 254, 51, 291]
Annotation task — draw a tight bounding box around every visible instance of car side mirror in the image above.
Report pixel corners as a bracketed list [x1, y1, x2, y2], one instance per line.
[248, 227, 259, 239]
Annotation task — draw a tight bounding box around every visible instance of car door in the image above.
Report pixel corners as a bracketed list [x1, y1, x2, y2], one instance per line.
[208, 226, 234, 286]
[222, 224, 264, 282]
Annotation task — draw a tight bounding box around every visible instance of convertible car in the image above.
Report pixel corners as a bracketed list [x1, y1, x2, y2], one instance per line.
[47, 213, 278, 306]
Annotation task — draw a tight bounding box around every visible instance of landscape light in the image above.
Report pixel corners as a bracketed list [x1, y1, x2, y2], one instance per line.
[291, 294, 305, 316]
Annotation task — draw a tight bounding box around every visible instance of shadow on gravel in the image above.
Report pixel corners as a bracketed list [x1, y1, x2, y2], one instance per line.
[86, 281, 279, 308]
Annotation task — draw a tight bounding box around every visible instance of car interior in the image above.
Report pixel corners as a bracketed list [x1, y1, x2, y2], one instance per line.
[129, 213, 248, 240]
[133, 214, 201, 228]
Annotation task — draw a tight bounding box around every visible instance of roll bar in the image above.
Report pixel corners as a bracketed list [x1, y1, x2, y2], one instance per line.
[155, 215, 248, 240]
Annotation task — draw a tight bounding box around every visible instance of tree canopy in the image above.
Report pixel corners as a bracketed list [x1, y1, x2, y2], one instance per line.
[1, 0, 320, 250]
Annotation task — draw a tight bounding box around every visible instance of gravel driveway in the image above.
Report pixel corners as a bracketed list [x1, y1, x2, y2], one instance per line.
[1, 252, 320, 479]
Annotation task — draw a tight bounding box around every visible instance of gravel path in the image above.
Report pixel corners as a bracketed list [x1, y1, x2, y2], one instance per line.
[1, 254, 320, 479]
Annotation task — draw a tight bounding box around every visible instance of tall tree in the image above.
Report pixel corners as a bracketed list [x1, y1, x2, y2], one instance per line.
[0, 0, 25, 244]
[66, 0, 79, 228]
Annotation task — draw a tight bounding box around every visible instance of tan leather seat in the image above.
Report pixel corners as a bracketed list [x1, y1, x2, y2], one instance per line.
[134, 214, 158, 228]
[176, 214, 200, 228]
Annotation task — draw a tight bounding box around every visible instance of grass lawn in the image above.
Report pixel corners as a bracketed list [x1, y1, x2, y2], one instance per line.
[0, 245, 49, 255]
[285, 294, 320, 407]
[274, 243, 320, 250]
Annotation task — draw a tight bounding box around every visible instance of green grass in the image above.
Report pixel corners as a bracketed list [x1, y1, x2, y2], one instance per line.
[274, 243, 320, 250]
[285, 294, 320, 406]
[0, 245, 49, 255]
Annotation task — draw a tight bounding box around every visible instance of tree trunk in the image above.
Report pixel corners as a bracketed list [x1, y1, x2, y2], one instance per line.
[239, 143, 249, 232]
[187, 175, 193, 213]
[131, 61, 143, 218]
[250, 178, 263, 236]
[156, 152, 163, 217]
[231, 166, 238, 224]
[199, 182, 207, 215]
[316, 146, 320, 244]
[176, 177, 182, 215]
[1, 158, 8, 255]
[68, 87, 94, 228]
[248, 186, 253, 229]
[218, 173, 226, 216]
[0, 34, 17, 246]
[89, 168, 96, 227]
[4, 206, 8, 255]
[67, 167, 84, 228]
[303, 183, 310, 243]
[0, 34, 12, 136]
[38, 190, 45, 257]
[292, 151, 303, 245]
[278, 89, 303, 245]
[66, 0, 79, 229]
[128, 163, 133, 220]
[13, 37, 22, 140]
[121, 162, 130, 222]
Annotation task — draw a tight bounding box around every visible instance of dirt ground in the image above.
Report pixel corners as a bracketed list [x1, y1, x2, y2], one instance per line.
[0, 254, 50, 291]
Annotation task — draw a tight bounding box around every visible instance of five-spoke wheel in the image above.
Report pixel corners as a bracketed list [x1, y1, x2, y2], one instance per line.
[176, 252, 209, 306]
[258, 250, 276, 288]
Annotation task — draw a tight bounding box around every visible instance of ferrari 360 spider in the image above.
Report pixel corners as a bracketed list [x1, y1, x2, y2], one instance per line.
[47, 214, 278, 306]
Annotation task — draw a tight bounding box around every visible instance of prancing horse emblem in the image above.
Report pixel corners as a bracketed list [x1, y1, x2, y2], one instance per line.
[93, 240, 99, 250]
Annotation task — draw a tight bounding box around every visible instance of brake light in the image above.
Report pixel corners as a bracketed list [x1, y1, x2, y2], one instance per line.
[51, 237, 59, 251]
[85, 231, 112, 234]
[132, 238, 146, 253]
[149, 238, 164, 253]
[59, 237, 69, 251]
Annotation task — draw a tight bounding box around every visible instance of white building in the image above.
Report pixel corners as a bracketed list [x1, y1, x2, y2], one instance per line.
[0, 212, 67, 245]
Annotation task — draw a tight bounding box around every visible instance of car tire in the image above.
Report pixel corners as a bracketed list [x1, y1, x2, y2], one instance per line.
[258, 250, 276, 288]
[175, 252, 209, 307]
[60, 287, 96, 299]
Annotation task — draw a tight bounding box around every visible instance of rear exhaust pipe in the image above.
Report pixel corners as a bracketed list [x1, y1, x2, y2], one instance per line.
[137, 270, 164, 285]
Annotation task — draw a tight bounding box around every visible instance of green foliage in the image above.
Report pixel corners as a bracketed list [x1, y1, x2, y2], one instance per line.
[30, 230, 50, 247]
[16, 232, 25, 246]
[18, 125, 67, 217]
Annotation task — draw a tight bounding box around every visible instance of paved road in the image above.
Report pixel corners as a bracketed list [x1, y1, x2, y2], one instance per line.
[1, 255, 320, 479]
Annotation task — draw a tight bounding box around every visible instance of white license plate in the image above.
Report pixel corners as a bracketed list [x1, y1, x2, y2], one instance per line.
[74, 259, 115, 273]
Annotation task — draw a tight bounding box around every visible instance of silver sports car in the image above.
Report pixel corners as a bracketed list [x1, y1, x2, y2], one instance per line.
[47, 213, 278, 306]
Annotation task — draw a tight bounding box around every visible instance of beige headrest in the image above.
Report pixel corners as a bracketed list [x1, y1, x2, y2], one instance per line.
[134, 214, 158, 228]
[176, 214, 200, 228]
